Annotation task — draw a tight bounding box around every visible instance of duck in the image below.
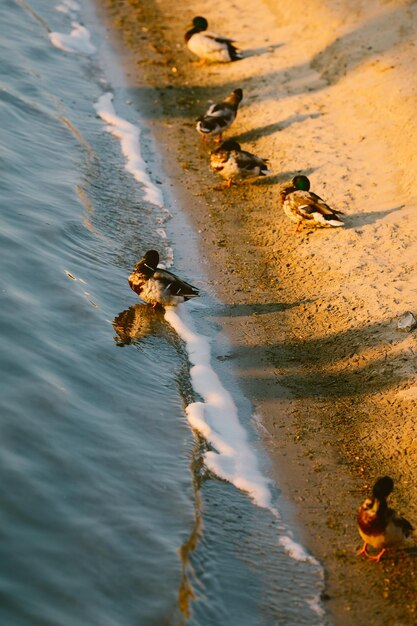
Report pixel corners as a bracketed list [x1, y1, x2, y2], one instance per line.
[280, 175, 344, 231]
[210, 140, 271, 187]
[128, 250, 200, 308]
[196, 89, 243, 142]
[357, 476, 414, 562]
[185, 16, 242, 64]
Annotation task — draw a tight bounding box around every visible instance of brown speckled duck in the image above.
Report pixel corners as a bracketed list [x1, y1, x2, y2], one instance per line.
[210, 139, 271, 187]
[128, 250, 199, 308]
[280, 175, 344, 231]
[357, 476, 414, 562]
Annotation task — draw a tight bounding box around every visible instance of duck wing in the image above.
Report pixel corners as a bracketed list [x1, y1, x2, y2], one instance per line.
[291, 190, 343, 219]
[235, 150, 270, 173]
[154, 269, 200, 299]
[197, 105, 235, 135]
[390, 509, 414, 537]
[204, 30, 236, 44]
[208, 102, 235, 117]
[307, 191, 344, 216]
[198, 110, 234, 132]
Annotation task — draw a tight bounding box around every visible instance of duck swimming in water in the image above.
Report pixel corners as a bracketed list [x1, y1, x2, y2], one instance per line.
[357, 476, 414, 562]
[280, 175, 344, 231]
[185, 16, 242, 64]
[128, 250, 200, 308]
[196, 89, 243, 142]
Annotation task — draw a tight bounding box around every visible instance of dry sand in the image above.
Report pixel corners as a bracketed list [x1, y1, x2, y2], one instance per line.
[96, 0, 417, 623]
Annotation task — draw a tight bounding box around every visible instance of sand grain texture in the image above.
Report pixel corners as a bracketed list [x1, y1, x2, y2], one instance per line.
[97, 0, 417, 623]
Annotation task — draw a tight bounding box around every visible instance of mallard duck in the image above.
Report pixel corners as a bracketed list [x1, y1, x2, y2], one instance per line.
[210, 140, 271, 186]
[196, 89, 243, 142]
[128, 250, 200, 308]
[280, 175, 344, 231]
[357, 476, 414, 562]
[185, 16, 242, 64]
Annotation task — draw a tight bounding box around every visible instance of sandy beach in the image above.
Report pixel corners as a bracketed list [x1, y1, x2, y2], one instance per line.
[97, 0, 417, 622]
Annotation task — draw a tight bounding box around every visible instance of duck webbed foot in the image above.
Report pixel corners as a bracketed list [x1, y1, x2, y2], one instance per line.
[356, 541, 368, 557]
[356, 542, 386, 562]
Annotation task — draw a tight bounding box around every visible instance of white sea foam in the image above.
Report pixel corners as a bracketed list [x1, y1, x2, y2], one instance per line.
[306, 597, 326, 622]
[49, 22, 96, 55]
[164, 306, 272, 509]
[94, 93, 164, 208]
[165, 247, 174, 268]
[279, 534, 319, 565]
[55, 0, 80, 15]
[156, 228, 167, 239]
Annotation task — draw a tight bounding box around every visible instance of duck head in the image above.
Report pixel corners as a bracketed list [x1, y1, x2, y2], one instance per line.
[292, 175, 311, 191]
[224, 88, 243, 107]
[191, 16, 208, 32]
[213, 139, 241, 153]
[134, 249, 160, 277]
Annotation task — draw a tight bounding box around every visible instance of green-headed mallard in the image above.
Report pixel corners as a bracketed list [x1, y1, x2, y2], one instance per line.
[196, 89, 243, 142]
[280, 175, 344, 231]
[210, 139, 271, 186]
[357, 476, 414, 562]
[128, 250, 200, 308]
[185, 16, 242, 64]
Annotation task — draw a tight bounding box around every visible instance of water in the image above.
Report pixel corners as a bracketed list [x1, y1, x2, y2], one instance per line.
[0, 0, 326, 624]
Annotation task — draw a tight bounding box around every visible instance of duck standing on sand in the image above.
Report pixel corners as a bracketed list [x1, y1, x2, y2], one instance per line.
[280, 175, 344, 231]
[185, 16, 242, 64]
[128, 250, 200, 308]
[196, 89, 243, 142]
[357, 476, 414, 562]
[210, 139, 271, 187]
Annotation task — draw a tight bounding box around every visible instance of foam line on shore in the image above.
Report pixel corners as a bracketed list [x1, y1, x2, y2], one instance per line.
[165, 305, 272, 508]
[94, 92, 164, 208]
[49, 22, 96, 55]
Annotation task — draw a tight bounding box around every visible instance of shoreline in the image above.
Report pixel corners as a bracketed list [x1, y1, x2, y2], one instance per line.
[95, 0, 417, 623]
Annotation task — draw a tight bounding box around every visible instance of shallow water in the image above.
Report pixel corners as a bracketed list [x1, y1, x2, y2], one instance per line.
[0, 0, 325, 623]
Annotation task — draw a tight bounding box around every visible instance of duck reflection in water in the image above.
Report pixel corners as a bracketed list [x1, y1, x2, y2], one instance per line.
[113, 303, 168, 346]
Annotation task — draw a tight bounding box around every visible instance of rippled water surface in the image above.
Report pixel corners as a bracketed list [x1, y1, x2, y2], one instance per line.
[0, 1, 325, 624]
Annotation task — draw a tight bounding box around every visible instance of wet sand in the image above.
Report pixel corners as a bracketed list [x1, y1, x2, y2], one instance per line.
[96, 0, 417, 623]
